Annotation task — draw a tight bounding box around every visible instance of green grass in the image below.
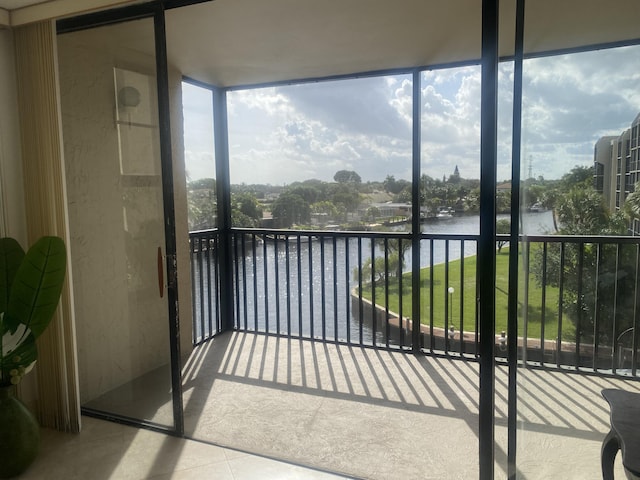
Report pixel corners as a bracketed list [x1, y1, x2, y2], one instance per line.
[361, 248, 576, 340]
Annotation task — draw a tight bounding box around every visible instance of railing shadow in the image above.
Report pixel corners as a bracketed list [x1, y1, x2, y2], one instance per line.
[180, 330, 640, 478]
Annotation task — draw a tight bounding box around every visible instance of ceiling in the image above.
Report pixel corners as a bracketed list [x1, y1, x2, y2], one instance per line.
[163, 0, 640, 88]
[11, 0, 640, 88]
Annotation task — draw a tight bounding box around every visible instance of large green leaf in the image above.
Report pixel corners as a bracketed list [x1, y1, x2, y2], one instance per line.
[7, 236, 66, 339]
[0, 238, 25, 315]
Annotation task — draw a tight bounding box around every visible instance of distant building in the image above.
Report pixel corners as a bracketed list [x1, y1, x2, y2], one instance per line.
[496, 181, 511, 192]
[594, 112, 640, 233]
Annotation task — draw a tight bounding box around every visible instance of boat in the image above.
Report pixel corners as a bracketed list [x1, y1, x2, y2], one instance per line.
[436, 207, 454, 219]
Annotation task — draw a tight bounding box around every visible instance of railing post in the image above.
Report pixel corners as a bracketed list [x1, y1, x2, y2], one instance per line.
[411, 69, 422, 352]
[479, 0, 499, 477]
[213, 87, 235, 331]
[507, 1, 526, 476]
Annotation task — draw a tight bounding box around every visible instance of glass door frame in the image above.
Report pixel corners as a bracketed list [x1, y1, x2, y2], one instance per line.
[57, 2, 184, 436]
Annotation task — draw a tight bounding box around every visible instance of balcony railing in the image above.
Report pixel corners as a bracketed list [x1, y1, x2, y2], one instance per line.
[189, 228, 640, 377]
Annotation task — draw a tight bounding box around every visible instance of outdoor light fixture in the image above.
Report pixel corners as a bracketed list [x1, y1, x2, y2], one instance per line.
[499, 330, 507, 351]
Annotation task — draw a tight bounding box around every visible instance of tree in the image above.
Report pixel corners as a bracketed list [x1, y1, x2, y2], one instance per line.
[334, 170, 361, 184]
[560, 165, 594, 190]
[187, 178, 217, 230]
[311, 201, 339, 224]
[232, 192, 263, 227]
[532, 184, 629, 343]
[623, 181, 640, 222]
[555, 187, 613, 235]
[496, 190, 511, 214]
[330, 183, 361, 215]
[271, 192, 311, 228]
[289, 185, 321, 204]
[496, 219, 510, 252]
[360, 255, 400, 286]
[364, 206, 380, 223]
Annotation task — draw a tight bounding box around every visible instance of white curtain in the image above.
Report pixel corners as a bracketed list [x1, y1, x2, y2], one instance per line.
[14, 20, 80, 433]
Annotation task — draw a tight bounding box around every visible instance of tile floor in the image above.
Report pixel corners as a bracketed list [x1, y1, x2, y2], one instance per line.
[18, 416, 351, 479]
[21, 331, 636, 479]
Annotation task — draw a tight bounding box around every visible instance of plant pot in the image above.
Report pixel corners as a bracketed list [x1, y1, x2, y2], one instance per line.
[0, 386, 40, 478]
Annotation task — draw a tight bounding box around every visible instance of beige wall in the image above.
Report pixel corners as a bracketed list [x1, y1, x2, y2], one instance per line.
[57, 21, 192, 403]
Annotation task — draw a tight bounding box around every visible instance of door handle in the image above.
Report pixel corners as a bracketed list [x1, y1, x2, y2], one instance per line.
[157, 246, 164, 298]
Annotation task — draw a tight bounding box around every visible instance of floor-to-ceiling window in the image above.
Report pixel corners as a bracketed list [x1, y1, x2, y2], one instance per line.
[515, 41, 640, 479]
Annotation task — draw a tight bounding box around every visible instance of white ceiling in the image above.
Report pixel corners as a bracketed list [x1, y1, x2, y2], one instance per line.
[10, 0, 640, 88]
[163, 0, 640, 88]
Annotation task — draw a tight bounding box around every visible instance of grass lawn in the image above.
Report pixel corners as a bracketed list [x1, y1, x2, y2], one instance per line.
[361, 248, 576, 341]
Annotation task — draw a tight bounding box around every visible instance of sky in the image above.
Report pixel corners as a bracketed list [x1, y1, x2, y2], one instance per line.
[182, 44, 640, 186]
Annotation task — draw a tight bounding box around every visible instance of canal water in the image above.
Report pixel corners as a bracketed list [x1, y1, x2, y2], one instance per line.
[195, 211, 556, 344]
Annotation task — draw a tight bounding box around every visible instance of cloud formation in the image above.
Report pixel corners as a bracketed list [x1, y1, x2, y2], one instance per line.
[183, 43, 640, 185]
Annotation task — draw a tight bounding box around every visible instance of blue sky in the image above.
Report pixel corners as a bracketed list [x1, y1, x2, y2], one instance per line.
[183, 44, 640, 186]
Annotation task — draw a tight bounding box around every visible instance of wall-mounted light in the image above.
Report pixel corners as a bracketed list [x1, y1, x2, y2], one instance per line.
[118, 86, 141, 108]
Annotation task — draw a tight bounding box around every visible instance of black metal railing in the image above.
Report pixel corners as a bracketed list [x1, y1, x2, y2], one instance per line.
[189, 229, 640, 376]
[189, 230, 223, 345]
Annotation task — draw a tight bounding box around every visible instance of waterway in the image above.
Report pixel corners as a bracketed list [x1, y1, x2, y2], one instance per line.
[194, 211, 556, 344]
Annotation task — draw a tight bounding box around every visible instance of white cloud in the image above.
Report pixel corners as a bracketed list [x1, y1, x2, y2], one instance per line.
[183, 43, 640, 185]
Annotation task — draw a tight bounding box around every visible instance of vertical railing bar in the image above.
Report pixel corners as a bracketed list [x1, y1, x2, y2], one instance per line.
[460, 239, 465, 357]
[233, 234, 239, 332]
[371, 237, 377, 347]
[540, 242, 548, 365]
[333, 235, 339, 343]
[592, 243, 602, 372]
[241, 233, 248, 330]
[252, 234, 258, 331]
[358, 237, 364, 345]
[198, 237, 205, 343]
[445, 239, 450, 354]
[214, 235, 221, 335]
[285, 236, 291, 336]
[320, 235, 327, 341]
[632, 244, 640, 376]
[430, 238, 435, 352]
[309, 234, 314, 339]
[232, 234, 240, 331]
[274, 234, 281, 334]
[557, 242, 565, 369]
[263, 232, 269, 334]
[297, 235, 303, 338]
[612, 244, 621, 374]
[475, 240, 480, 358]
[384, 237, 390, 348]
[399, 238, 404, 348]
[345, 237, 351, 344]
[234, 236, 240, 330]
[576, 242, 585, 370]
[206, 236, 213, 339]
[189, 238, 197, 344]
[523, 241, 530, 364]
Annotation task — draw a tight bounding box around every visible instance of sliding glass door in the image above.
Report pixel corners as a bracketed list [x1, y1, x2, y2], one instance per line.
[57, 10, 182, 432]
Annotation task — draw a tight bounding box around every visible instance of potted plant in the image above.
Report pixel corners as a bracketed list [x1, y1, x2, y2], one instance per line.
[0, 236, 66, 478]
